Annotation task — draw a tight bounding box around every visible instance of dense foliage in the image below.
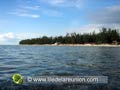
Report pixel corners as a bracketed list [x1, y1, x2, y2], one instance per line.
[19, 28, 120, 45]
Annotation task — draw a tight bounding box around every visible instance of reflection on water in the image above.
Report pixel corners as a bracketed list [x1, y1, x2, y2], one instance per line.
[0, 45, 120, 90]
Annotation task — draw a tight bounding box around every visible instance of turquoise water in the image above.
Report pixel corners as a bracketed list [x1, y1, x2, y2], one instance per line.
[0, 45, 120, 90]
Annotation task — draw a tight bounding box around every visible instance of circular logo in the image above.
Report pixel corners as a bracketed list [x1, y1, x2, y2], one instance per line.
[12, 74, 23, 84]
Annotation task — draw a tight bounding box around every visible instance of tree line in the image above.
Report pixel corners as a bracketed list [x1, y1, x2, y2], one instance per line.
[19, 28, 120, 45]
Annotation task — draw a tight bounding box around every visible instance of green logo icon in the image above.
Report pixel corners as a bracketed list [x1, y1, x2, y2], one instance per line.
[12, 74, 23, 84]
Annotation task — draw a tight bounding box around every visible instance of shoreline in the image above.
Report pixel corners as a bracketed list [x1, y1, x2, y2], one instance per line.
[20, 44, 120, 47]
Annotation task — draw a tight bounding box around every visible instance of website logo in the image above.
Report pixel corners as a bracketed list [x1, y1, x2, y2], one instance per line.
[12, 74, 23, 84]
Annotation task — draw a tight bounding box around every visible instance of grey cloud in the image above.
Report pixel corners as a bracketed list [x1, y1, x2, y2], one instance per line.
[88, 5, 120, 24]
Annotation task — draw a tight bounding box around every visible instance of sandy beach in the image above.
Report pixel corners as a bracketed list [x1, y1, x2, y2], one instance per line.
[22, 44, 120, 47]
[57, 44, 120, 47]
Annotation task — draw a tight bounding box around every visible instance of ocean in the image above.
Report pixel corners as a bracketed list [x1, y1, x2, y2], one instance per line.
[0, 45, 120, 90]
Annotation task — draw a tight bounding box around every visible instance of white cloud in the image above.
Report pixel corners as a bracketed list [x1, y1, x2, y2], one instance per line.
[0, 32, 14, 41]
[9, 12, 40, 18]
[44, 0, 65, 5]
[67, 24, 120, 34]
[8, 0, 64, 18]
[18, 13, 40, 18]
[40, 0, 84, 9]
[15, 33, 40, 40]
[8, 4, 40, 18]
[24, 6, 40, 10]
[42, 8, 63, 17]
[67, 25, 99, 34]
[0, 32, 40, 45]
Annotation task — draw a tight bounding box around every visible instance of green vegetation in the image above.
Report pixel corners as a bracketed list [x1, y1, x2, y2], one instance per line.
[19, 28, 120, 45]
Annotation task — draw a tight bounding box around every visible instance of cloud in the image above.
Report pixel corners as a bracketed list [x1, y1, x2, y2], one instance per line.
[67, 24, 99, 34]
[15, 33, 40, 40]
[9, 12, 40, 18]
[0, 32, 40, 44]
[0, 32, 14, 41]
[8, 0, 68, 18]
[8, 1, 41, 18]
[24, 6, 40, 10]
[18, 13, 40, 18]
[88, 5, 120, 24]
[40, 0, 84, 9]
[107, 5, 120, 11]
[41, 8, 63, 17]
[43, 0, 65, 5]
[67, 24, 120, 34]
[8, 1, 62, 18]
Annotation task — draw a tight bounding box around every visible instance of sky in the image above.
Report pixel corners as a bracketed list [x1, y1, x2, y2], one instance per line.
[0, 0, 120, 45]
